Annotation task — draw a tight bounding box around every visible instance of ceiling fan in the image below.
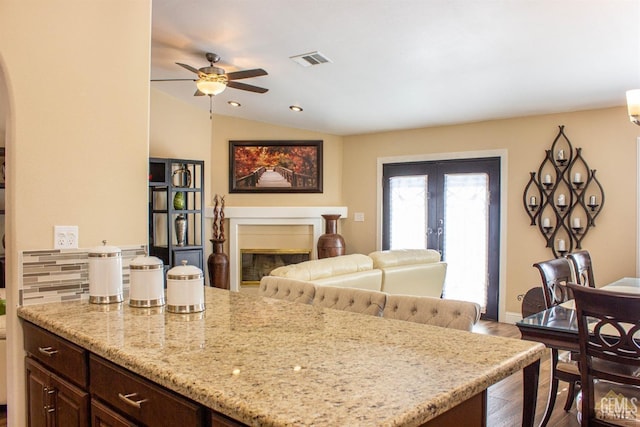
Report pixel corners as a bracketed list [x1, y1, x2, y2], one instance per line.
[152, 52, 268, 97]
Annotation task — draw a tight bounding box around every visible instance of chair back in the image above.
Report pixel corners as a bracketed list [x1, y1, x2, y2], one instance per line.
[258, 277, 316, 304]
[313, 285, 387, 316]
[568, 283, 640, 426]
[533, 257, 574, 308]
[383, 294, 480, 331]
[568, 250, 596, 288]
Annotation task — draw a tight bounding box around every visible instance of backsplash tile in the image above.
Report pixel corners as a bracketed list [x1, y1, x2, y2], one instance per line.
[19, 245, 146, 306]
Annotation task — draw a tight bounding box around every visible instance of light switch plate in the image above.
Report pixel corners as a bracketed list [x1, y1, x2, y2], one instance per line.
[354, 212, 365, 222]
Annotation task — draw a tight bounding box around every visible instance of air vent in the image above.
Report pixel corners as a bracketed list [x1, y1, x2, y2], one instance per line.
[290, 51, 332, 67]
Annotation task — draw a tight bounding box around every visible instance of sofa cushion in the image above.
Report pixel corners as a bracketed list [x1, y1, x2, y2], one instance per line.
[379, 263, 446, 298]
[383, 294, 481, 331]
[270, 254, 373, 281]
[313, 286, 387, 316]
[369, 249, 441, 268]
[312, 269, 382, 291]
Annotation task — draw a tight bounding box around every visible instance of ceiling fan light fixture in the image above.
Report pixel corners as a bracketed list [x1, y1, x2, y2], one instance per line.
[196, 76, 227, 96]
[626, 89, 640, 126]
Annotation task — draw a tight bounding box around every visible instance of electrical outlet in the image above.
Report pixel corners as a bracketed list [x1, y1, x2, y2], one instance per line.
[54, 226, 79, 249]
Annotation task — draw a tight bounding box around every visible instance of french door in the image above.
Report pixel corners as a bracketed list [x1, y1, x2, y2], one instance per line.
[382, 157, 501, 320]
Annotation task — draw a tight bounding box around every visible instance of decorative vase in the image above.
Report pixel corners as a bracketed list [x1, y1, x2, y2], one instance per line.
[175, 214, 187, 246]
[317, 214, 345, 259]
[208, 239, 230, 289]
[173, 191, 186, 210]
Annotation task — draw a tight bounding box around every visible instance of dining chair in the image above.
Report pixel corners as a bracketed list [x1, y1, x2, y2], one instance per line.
[567, 250, 596, 288]
[313, 285, 387, 316]
[258, 277, 316, 304]
[532, 257, 581, 425]
[568, 283, 640, 426]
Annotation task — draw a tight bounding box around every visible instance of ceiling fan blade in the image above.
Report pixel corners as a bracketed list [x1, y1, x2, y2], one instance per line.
[226, 68, 268, 80]
[150, 78, 196, 82]
[176, 62, 203, 76]
[227, 81, 269, 93]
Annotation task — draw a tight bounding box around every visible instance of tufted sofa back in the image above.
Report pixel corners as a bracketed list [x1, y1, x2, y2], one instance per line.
[257, 277, 316, 304]
[383, 294, 481, 331]
[313, 285, 387, 316]
[270, 254, 373, 281]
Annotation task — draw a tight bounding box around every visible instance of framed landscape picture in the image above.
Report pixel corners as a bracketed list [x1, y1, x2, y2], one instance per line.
[229, 140, 323, 193]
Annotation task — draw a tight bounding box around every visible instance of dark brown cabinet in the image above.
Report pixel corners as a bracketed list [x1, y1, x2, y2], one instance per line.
[23, 321, 217, 427]
[26, 356, 89, 427]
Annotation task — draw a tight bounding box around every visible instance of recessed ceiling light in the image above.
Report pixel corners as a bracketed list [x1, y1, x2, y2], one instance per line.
[228, 101, 241, 107]
[289, 105, 303, 112]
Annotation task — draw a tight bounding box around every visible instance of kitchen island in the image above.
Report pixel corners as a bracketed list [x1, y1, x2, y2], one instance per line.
[18, 287, 544, 426]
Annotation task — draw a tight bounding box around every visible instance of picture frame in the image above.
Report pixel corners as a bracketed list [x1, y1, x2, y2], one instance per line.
[229, 140, 323, 193]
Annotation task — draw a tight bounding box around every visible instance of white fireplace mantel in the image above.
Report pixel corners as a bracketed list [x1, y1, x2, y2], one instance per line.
[205, 206, 348, 291]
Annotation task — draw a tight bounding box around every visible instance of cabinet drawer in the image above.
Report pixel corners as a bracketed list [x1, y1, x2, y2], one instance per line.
[90, 355, 204, 426]
[23, 321, 88, 388]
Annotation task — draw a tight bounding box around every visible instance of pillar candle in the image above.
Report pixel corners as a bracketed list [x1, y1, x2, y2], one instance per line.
[574, 172, 581, 183]
[558, 239, 566, 251]
[530, 196, 537, 205]
[557, 149, 564, 160]
[573, 217, 581, 228]
[589, 195, 597, 205]
[543, 174, 551, 184]
[542, 217, 551, 228]
[557, 194, 565, 205]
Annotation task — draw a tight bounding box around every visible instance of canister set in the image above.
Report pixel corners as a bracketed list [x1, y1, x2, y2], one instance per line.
[88, 241, 205, 313]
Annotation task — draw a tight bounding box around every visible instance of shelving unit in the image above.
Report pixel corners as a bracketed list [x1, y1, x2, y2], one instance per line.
[149, 158, 204, 270]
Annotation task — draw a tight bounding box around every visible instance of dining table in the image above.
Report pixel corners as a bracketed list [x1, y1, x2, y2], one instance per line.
[516, 276, 640, 426]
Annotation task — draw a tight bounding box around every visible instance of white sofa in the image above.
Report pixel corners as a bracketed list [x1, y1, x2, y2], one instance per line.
[369, 249, 446, 298]
[268, 249, 447, 298]
[269, 254, 382, 291]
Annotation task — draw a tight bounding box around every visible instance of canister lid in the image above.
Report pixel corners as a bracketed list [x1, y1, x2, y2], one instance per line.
[88, 240, 121, 258]
[130, 255, 163, 270]
[167, 260, 203, 280]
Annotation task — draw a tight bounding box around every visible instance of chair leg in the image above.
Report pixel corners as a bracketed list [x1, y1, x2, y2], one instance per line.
[563, 380, 576, 411]
[540, 349, 561, 427]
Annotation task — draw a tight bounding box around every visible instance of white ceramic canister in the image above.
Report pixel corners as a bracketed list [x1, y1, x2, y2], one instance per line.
[166, 260, 205, 313]
[88, 240, 123, 304]
[129, 255, 165, 308]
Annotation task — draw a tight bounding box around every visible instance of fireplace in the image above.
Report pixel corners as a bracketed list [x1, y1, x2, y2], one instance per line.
[240, 249, 310, 285]
[206, 206, 348, 291]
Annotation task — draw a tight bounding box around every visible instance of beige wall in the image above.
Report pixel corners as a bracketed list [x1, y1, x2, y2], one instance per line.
[149, 92, 343, 280]
[0, 1, 152, 424]
[342, 107, 640, 315]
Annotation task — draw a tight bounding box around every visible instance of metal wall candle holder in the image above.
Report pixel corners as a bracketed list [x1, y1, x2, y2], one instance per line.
[523, 125, 605, 258]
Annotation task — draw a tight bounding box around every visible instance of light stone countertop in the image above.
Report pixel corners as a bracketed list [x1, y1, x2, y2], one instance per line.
[18, 287, 545, 426]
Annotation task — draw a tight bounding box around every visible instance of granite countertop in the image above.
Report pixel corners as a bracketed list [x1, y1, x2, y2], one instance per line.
[18, 288, 545, 426]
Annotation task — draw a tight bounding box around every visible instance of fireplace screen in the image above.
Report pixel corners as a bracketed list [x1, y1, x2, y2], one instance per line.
[241, 249, 311, 285]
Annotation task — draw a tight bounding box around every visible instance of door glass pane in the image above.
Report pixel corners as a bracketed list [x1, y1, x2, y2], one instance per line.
[442, 173, 489, 312]
[389, 175, 428, 249]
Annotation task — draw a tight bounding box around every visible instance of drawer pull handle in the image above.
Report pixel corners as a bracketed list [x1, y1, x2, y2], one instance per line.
[38, 346, 59, 357]
[118, 392, 148, 409]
